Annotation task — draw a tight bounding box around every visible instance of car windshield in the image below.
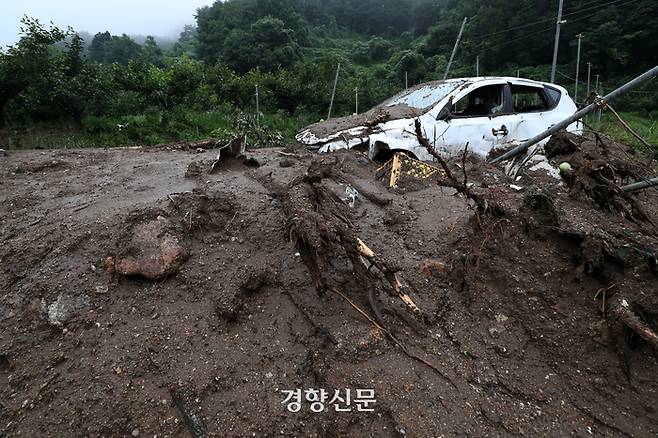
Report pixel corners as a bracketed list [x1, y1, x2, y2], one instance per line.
[383, 81, 464, 111]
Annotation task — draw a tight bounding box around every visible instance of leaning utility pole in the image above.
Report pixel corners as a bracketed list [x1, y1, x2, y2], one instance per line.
[476, 55, 479, 77]
[444, 17, 468, 80]
[550, 0, 565, 83]
[491, 65, 658, 164]
[327, 63, 341, 120]
[574, 33, 583, 103]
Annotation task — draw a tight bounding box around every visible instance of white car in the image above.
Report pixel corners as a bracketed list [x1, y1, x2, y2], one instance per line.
[296, 77, 581, 161]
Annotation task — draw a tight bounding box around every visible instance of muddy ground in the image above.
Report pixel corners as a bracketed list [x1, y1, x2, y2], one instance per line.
[0, 135, 657, 437]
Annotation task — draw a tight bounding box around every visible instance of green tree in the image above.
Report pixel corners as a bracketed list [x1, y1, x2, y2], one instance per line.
[141, 36, 165, 67]
[222, 16, 299, 73]
[0, 17, 68, 126]
[392, 51, 427, 85]
[172, 25, 198, 56]
[88, 32, 141, 64]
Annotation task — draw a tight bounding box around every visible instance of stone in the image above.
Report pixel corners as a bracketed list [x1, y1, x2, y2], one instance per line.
[115, 216, 189, 280]
[46, 294, 90, 326]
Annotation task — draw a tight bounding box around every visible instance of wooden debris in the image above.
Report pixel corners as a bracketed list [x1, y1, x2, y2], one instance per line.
[280, 159, 421, 315]
[356, 238, 420, 314]
[414, 118, 504, 214]
[331, 288, 457, 389]
[210, 135, 246, 174]
[608, 294, 658, 350]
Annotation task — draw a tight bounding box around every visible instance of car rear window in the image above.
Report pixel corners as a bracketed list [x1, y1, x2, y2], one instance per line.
[544, 86, 562, 108]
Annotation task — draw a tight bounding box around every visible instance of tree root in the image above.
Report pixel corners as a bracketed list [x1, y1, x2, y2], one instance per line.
[280, 159, 421, 315]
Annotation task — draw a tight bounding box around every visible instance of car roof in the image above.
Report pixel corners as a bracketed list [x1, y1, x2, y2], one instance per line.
[442, 76, 568, 94]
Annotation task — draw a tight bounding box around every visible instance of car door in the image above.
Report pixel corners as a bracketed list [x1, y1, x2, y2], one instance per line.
[505, 81, 563, 145]
[429, 81, 519, 158]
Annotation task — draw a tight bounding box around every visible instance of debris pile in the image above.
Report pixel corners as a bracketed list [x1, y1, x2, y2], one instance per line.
[0, 133, 656, 436]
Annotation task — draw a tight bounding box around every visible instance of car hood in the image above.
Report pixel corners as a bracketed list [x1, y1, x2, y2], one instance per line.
[297, 104, 422, 145]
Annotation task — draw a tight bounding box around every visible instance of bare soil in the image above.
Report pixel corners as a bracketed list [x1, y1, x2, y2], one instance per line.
[1, 135, 657, 437]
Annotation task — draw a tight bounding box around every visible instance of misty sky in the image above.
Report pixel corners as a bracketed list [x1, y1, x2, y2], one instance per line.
[0, 0, 216, 48]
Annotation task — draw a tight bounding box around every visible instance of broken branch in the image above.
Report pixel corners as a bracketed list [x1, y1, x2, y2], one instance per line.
[414, 118, 456, 183]
[606, 104, 655, 152]
[414, 118, 503, 214]
[356, 238, 420, 314]
[608, 295, 658, 350]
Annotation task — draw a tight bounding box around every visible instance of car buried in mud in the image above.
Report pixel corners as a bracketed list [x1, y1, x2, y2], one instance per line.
[296, 77, 581, 161]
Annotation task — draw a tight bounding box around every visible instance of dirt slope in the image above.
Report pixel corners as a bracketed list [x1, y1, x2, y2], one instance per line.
[0, 138, 657, 437]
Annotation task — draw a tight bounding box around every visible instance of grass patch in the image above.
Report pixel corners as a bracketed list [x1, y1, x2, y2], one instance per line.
[592, 111, 657, 155]
[0, 107, 316, 150]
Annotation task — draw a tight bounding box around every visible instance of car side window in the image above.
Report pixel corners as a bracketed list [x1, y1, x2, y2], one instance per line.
[451, 84, 506, 117]
[510, 85, 550, 113]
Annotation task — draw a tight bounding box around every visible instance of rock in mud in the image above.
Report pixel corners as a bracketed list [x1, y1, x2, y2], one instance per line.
[114, 216, 189, 280]
[44, 294, 90, 326]
[185, 161, 204, 178]
[419, 259, 447, 277]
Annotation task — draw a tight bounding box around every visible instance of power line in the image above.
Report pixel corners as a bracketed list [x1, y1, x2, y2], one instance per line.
[470, 0, 638, 47]
[557, 70, 577, 81]
[564, 0, 613, 12]
[477, 25, 557, 51]
[563, 0, 631, 14]
[559, 0, 638, 25]
[470, 0, 634, 42]
[562, 0, 633, 17]
[471, 16, 558, 40]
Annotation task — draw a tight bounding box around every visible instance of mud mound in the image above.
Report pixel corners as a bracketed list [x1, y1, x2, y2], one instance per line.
[168, 190, 238, 236]
[1, 140, 657, 437]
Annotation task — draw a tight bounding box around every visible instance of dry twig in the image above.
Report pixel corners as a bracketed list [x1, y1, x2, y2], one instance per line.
[606, 104, 654, 152]
[331, 288, 457, 389]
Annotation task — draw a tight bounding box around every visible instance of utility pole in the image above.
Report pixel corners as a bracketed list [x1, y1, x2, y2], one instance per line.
[354, 87, 358, 114]
[476, 56, 479, 77]
[574, 33, 583, 104]
[444, 17, 468, 80]
[595, 74, 601, 123]
[597, 79, 603, 123]
[405, 71, 408, 89]
[550, 0, 565, 83]
[327, 63, 340, 120]
[255, 84, 260, 128]
[586, 62, 592, 99]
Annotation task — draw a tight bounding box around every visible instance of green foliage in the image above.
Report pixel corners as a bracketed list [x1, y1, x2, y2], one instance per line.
[2, 0, 657, 150]
[89, 32, 142, 64]
[140, 36, 165, 67]
[595, 111, 657, 155]
[172, 25, 198, 57]
[202, 15, 299, 73]
[391, 51, 427, 85]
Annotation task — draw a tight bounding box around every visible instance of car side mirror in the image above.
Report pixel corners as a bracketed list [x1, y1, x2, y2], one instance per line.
[436, 98, 453, 121]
